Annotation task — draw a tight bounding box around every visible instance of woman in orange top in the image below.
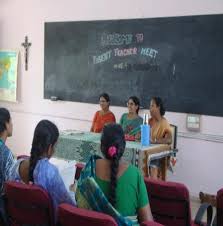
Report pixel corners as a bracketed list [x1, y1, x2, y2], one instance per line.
[149, 97, 172, 179]
[90, 93, 116, 133]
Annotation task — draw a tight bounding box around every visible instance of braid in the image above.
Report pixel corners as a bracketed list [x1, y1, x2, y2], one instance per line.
[101, 123, 126, 208]
[109, 154, 119, 207]
[29, 147, 42, 182]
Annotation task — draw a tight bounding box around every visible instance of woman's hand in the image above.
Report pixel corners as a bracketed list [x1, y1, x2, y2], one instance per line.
[69, 183, 76, 192]
[135, 132, 141, 142]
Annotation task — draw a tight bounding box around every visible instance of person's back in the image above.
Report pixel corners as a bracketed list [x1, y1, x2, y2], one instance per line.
[95, 159, 148, 217]
[0, 108, 14, 194]
[96, 123, 153, 223]
[9, 120, 75, 219]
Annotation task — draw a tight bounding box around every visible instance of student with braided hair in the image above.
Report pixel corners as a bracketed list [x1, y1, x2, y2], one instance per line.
[9, 120, 75, 218]
[76, 123, 153, 225]
[0, 108, 15, 194]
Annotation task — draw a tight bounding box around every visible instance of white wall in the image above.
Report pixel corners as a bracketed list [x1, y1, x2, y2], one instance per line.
[1, 0, 223, 197]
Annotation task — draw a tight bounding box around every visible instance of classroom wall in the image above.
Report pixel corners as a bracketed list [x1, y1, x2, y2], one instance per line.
[1, 0, 223, 197]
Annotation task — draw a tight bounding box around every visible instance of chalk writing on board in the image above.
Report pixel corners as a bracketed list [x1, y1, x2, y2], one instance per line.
[93, 50, 112, 64]
[135, 33, 144, 43]
[114, 47, 137, 56]
[93, 33, 158, 67]
[113, 62, 159, 72]
[141, 48, 158, 58]
[101, 33, 133, 46]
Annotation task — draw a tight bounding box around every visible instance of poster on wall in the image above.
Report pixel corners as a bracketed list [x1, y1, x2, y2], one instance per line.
[0, 50, 18, 102]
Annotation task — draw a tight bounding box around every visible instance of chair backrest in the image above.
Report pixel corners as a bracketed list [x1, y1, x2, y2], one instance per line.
[170, 124, 177, 150]
[144, 178, 192, 226]
[58, 203, 118, 226]
[217, 188, 223, 226]
[5, 181, 54, 226]
[141, 221, 164, 226]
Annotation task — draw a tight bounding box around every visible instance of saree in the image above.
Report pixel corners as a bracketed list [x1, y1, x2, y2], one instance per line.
[119, 113, 143, 136]
[75, 155, 138, 226]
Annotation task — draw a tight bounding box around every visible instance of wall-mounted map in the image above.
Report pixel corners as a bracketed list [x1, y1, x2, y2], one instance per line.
[0, 51, 18, 102]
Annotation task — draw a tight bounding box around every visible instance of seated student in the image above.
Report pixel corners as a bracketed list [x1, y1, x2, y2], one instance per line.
[9, 120, 75, 218]
[149, 97, 172, 179]
[90, 93, 116, 133]
[119, 96, 143, 137]
[76, 123, 153, 224]
[0, 108, 15, 194]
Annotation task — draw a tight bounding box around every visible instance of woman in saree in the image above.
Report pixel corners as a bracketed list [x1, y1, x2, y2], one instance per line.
[149, 97, 172, 179]
[119, 96, 143, 138]
[76, 123, 153, 225]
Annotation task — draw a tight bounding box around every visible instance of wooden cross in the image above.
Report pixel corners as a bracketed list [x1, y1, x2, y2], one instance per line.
[21, 36, 32, 71]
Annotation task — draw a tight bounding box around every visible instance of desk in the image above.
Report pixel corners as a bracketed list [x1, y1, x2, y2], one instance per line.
[55, 131, 176, 180]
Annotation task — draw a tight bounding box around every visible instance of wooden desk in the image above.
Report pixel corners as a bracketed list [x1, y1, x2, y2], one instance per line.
[55, 131, 176, 180]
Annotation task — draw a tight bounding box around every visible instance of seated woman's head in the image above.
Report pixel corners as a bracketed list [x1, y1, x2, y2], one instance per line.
[100, 123, 126, 206]
[127, 96, 140, 114]
[101, 123, 126, 160]
[99, 93, 110, 111]
[0, 108, 13, 138]
[150, 97, 165, 118]
[29, 120, 59, 182]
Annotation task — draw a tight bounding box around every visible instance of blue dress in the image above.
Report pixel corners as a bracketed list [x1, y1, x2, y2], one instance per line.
[9, 158, 76, 218]
[0, 139, 15, 194]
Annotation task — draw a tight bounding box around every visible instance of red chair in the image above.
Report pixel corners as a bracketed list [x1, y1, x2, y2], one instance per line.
[213, 188, 223, 226]
[141, 222, 164, 226]
[4, 181, 55, 226]
[144, 178, 213, 226]
[58, 203, 118, 226]
[58, 203, 164, 226]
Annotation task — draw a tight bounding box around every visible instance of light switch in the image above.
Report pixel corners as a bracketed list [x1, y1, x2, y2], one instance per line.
[186, 114, 201, 131]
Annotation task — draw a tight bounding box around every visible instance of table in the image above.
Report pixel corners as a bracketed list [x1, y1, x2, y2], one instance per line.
[55, 131, 176, 180]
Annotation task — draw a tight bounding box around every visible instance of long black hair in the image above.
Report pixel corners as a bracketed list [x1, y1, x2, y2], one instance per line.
[101, 123, 126, 207]
[151, 97, 165, 116]
[128, 96, 140, 114]
[0, 108, 11, 134]
[29, 120, 59, 182]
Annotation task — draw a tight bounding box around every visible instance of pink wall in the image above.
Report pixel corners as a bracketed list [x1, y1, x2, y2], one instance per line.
[1, 0, 223, 197]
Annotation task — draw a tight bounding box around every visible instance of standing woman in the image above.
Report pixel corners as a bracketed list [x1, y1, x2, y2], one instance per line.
[0, 108, 15, 194]
[90, 93, 116, 133]
[120, 96, 143, 137]
[149, 97, 172, 179]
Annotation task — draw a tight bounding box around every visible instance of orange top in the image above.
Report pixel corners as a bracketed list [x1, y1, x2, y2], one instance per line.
[91, 111, 116, 133]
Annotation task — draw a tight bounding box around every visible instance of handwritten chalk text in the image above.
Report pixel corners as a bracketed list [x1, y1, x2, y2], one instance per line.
[141, 48, 158, 59]
[114, 47, 137, 57]
[101, 33, 133, 46]
[93, 50, 112, 64]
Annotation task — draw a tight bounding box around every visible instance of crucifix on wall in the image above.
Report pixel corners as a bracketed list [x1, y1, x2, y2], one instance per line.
[21, 36, 32, 71]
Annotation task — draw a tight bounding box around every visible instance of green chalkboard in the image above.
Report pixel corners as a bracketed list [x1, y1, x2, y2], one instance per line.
[44, 14, 223, 116]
